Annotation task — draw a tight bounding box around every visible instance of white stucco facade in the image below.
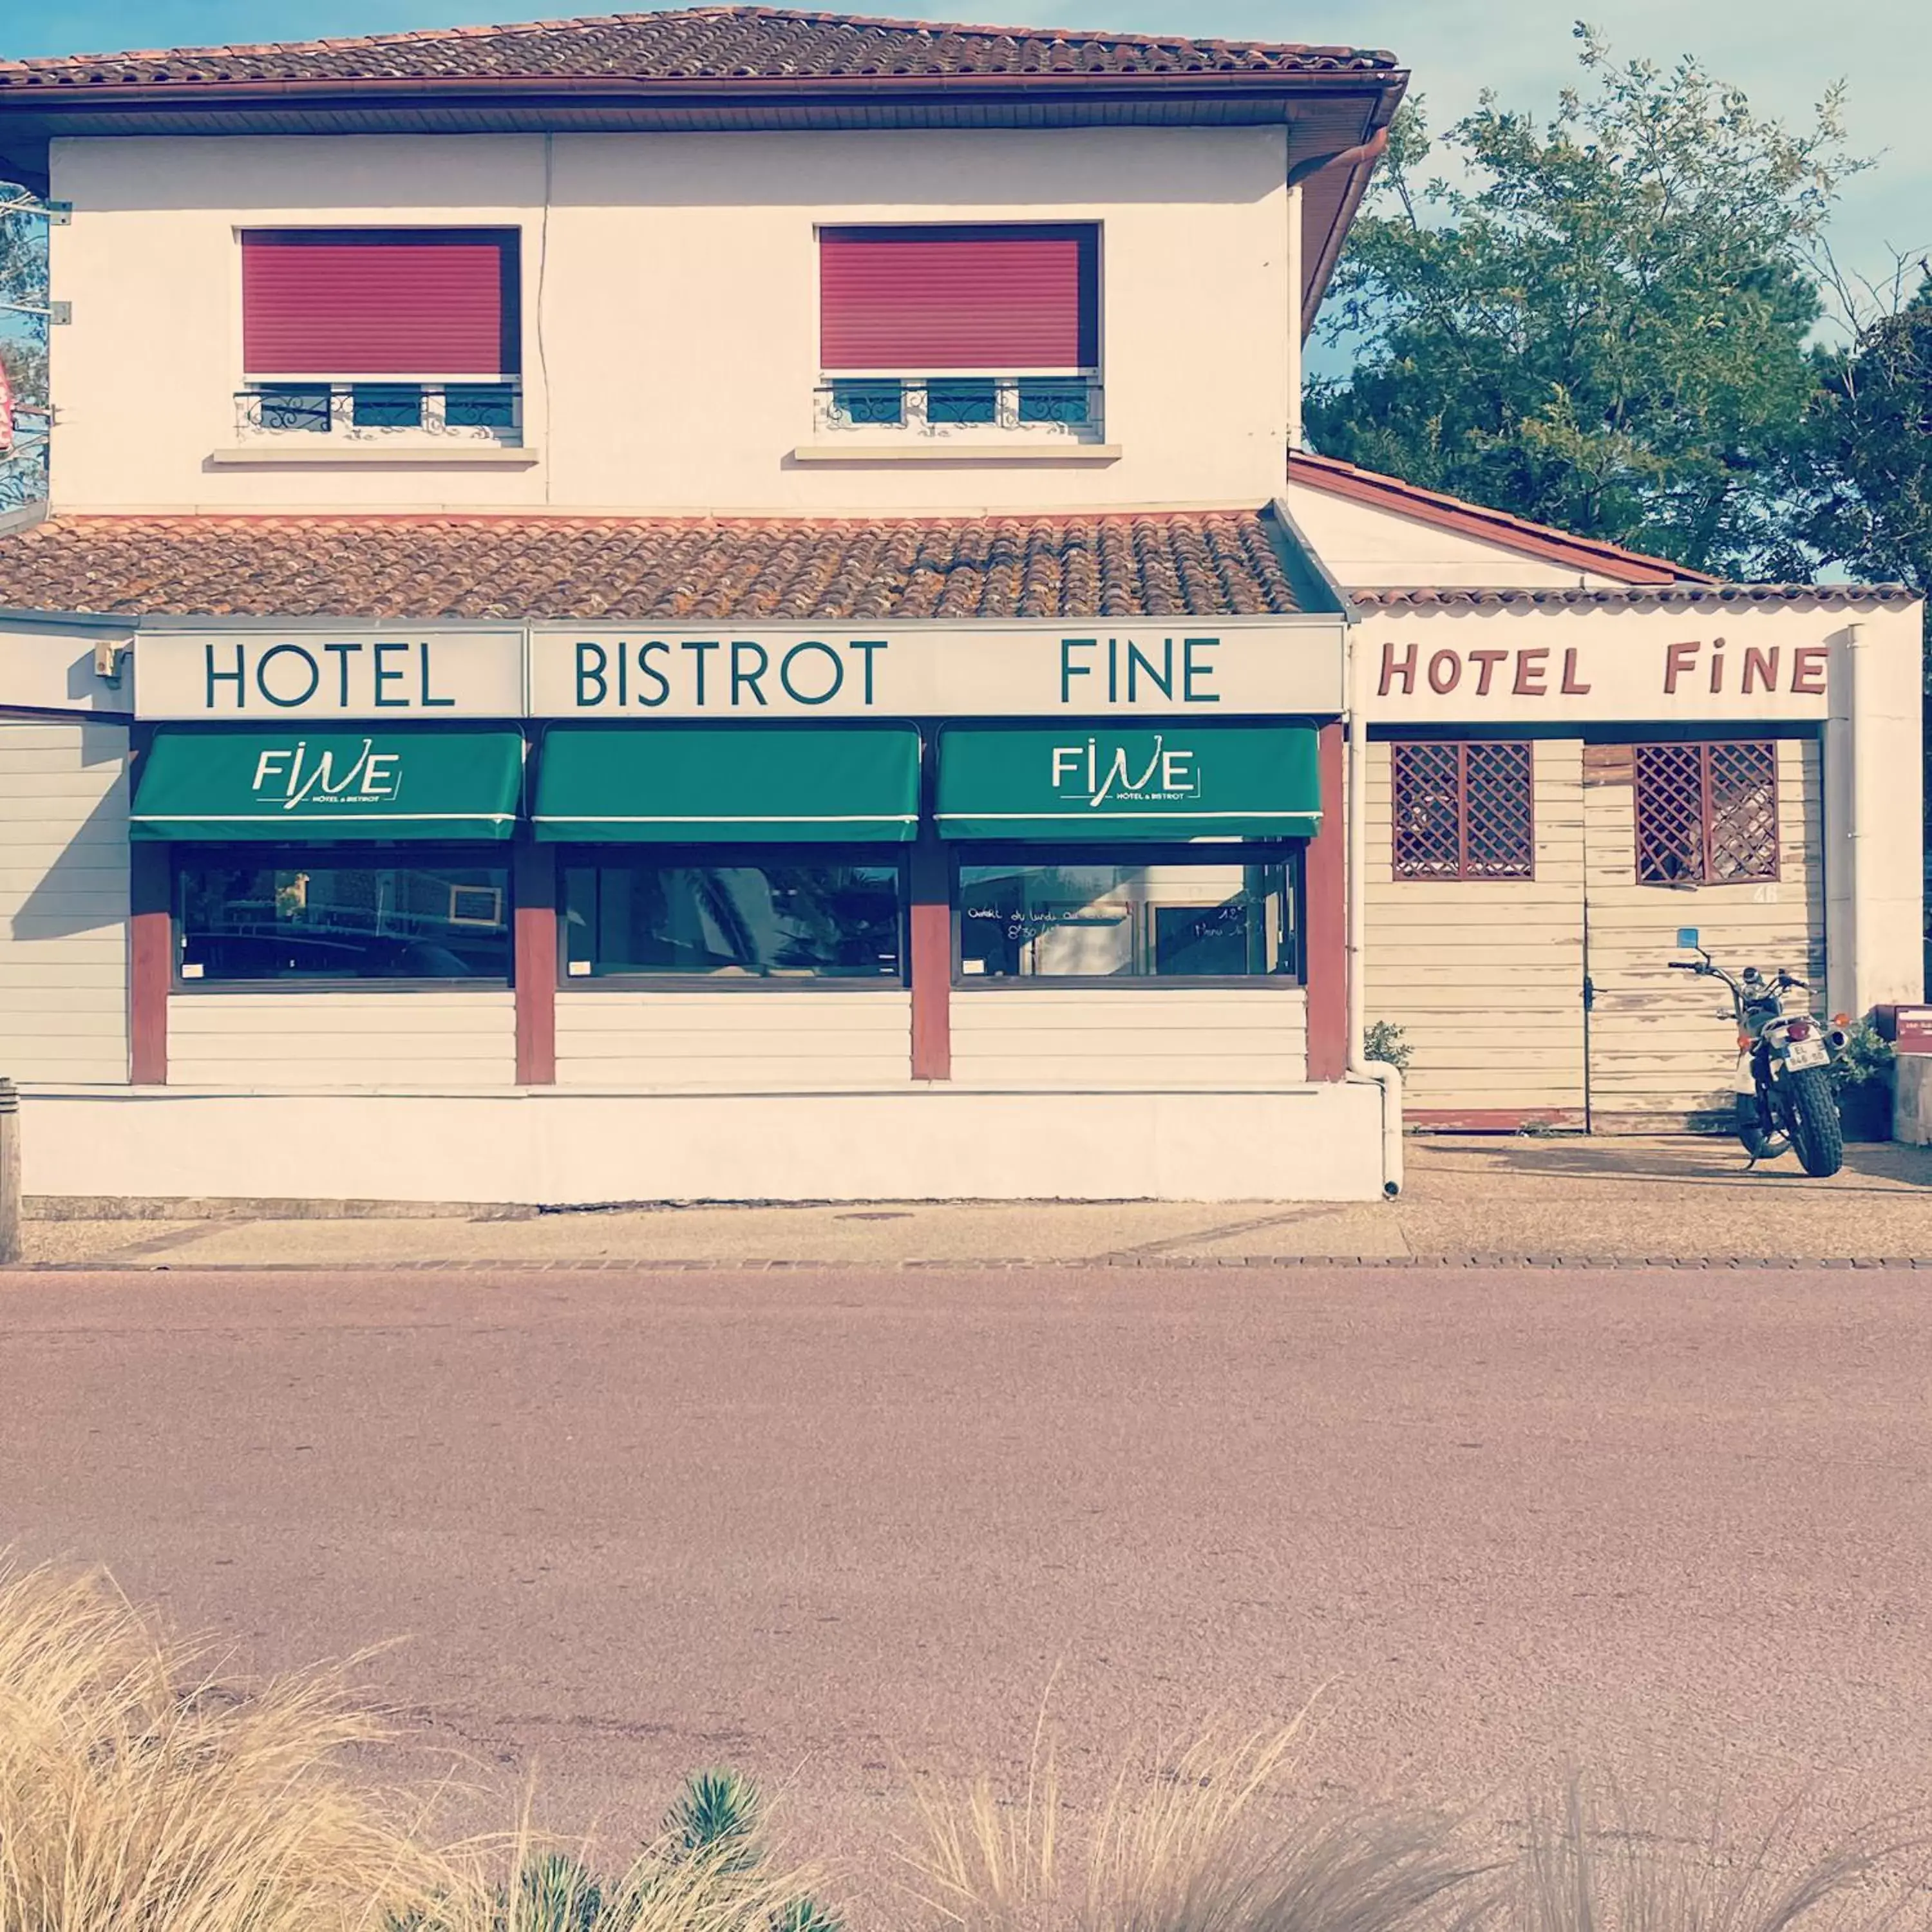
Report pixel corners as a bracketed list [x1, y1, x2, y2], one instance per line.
[48, 126, 1294, 516]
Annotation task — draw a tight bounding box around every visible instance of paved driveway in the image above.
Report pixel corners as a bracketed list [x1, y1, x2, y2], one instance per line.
[5, 1262, 1931, 1892]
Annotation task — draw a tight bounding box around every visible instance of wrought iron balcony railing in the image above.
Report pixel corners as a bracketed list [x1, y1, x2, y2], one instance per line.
[813, 374, 1104, 444]
[236, 379, 524, 444]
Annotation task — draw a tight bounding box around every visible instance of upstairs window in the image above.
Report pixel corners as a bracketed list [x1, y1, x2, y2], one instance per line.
[817, 224, 1103, 443]
[238, 229, 522, 444]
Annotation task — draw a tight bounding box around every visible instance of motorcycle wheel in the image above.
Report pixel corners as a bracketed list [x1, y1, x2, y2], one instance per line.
[1734, 1094, 1787, 1160]
[1779, 1066, 1844, 1179]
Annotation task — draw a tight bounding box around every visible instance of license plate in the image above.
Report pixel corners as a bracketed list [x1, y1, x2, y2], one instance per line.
[1785, 1038, 1828, 1070]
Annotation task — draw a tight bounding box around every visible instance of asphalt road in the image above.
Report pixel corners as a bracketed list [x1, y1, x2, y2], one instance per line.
[5, 1264, 1931, 1890]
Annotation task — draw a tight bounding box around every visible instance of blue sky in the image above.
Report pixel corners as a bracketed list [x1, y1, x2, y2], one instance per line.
[7, 1, 1928, 313]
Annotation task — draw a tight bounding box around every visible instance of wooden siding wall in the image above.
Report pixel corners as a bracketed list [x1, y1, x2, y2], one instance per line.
[1582, 738, 1824, 1129]
[1362, 739, 1587, 1122]
[554, 990, 913, 1089]
[949, 987, 1309, 1088]
[167, 990, 516, 1087]
[0, 719, 131, 1084]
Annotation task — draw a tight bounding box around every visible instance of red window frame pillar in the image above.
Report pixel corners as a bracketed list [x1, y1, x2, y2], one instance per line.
[513, 834, 557, 1086]
[909, 823, 951, 1081]
[1304, 721, 1348, 1082]
[128, 842, 171, 1086]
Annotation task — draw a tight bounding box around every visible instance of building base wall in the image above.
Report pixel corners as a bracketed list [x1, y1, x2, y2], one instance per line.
[19, 1082, 1388, 1206]
[1895, 1059, 1932, 1148]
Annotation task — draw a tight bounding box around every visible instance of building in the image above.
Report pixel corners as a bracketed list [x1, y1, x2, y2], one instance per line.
[0, 7, 1918, 1208]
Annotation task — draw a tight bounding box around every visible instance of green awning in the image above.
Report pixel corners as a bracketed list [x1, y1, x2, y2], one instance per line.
[131, 726, 524, 842]
[534, 724, 921, 843]
[937, 723, 1321, 840]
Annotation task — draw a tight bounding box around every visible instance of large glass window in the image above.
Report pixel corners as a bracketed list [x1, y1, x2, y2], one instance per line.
[957, 851, 1300, 983]
[563, 858, 905, 981]
[176, 855, 511, 983]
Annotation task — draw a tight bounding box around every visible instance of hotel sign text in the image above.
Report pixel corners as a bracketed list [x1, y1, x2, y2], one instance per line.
[134, 623, 1342, 719]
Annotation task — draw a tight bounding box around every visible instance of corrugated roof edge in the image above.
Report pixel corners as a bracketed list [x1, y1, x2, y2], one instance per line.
[1352, 585, 1920, 609]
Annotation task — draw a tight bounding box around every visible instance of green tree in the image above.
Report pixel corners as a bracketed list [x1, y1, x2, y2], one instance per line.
[1305, 26, 1860, 578]
[1, 179, 50, 508]
[1796, 266, 1932, 593]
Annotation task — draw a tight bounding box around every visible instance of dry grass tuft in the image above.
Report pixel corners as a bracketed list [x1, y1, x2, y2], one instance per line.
[898, 1719, 1495, 1932]
[1504, 1774, 1926, 1932]
[0, 1559, 445, 1932]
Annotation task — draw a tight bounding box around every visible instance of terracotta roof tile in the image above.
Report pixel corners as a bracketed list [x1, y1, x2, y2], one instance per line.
[0, 510, 1306, 620]
[0, 7, 1397, 88]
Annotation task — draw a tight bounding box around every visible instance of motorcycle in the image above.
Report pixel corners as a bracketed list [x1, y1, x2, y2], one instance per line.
[1669, 927, 1849, 1177]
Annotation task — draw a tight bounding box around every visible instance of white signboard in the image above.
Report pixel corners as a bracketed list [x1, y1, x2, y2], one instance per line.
[129, 621, 1344, 720]
[1360, 612, 1837, 724]
[529, 622, 1341, 718]
[135, 630, 526, 719]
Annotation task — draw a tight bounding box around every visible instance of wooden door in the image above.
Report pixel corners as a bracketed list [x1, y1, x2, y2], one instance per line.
[1582, 739, 1824, 1131]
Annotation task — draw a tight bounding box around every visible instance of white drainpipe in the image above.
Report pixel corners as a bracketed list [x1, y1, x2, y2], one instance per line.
[1286, 175, 1305, 452]
[1347, 618, 1403, 1197]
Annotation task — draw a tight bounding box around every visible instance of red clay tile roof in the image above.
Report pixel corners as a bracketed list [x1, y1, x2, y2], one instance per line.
[0, 8, 1397, 88]
[0, 510, 1306, 620]
[1351, 585, 1917, 610]
[1287, 451, 1716, 587]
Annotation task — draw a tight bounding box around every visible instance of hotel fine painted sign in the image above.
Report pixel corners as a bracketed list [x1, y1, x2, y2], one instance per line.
[132, 623, 1343, 719]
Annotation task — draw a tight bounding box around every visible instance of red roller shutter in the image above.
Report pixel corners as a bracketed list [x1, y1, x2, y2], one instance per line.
[820, 225, 1097, 372]
[242, 229, 518, 378]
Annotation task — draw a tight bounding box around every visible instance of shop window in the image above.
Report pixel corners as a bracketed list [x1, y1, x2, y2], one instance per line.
[956, 851, 1299, 983]
[176, 857, 511, 983]
[1390, 741, 1535, 880]
[562, 859, 905, 981]
[1634, 741, 1779, 884]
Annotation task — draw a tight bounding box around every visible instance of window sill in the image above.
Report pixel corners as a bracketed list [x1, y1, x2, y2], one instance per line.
[790, 443, 1122, 466]
[206, 444, 540, 469]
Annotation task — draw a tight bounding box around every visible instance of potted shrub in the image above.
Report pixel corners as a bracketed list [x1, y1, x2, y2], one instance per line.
[1830, 1019, 1895, 1142]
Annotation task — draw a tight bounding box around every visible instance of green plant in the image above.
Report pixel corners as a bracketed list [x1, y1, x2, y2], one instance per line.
[1829, 1018, 1895, 1090]
[666, 1770, 765, 1874]
[1363, 1019, 1414, 1073]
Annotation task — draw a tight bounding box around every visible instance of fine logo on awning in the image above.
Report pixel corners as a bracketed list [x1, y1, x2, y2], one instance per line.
[1051, 735, 1199, 808]
[251, 741, 402, 811]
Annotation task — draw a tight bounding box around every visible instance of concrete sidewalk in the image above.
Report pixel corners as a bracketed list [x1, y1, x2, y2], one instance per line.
[16, 1133, 1932, 1267]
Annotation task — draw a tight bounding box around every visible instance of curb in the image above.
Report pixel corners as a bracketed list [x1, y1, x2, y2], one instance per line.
[7, 1255, 1931, 1274]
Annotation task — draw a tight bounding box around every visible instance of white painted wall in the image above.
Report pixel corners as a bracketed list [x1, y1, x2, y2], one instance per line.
[19, 1079, 1387, 1202]
[0, 718, 129, 1084]
[1285, 482, 1627, 587]
[166, 990, 516, 1087]
[49, 127, 1291, 516]
[555, 989, 911, 1088]
[1824, 603, 1925, 1014]
[951, 986, 1307, 1087]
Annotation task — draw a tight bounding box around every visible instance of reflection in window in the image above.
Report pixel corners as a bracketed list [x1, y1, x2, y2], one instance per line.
[177, 858, 510, 981]
[958, 858, 1298, 980]
[564, 862, 904, 980]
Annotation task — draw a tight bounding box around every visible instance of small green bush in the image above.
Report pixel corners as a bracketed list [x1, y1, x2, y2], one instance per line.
[1829, 1018, 1894, 1090]
[1363, 1019, 1414, 1073]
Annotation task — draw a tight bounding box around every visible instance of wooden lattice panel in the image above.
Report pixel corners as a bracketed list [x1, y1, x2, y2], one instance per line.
[1634, 741, 1778, 884]
[1391, 741, 1533, 881]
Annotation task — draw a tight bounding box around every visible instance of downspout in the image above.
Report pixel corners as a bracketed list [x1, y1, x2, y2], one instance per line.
[1347, 611, 1403, 1197]
[1285, 174, 1305, 451]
